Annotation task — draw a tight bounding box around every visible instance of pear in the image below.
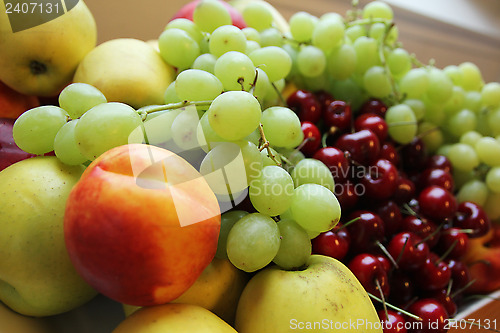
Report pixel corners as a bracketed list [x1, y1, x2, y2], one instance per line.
[0, 0, 97, 96]
[235, 255, 383, 333]
[73, 38, 176, 109]
[0, 156, 97, 317]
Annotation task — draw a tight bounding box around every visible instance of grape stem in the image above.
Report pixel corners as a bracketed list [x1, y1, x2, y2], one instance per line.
[136, 100, 213, 120]
[258, 123, 282, 167]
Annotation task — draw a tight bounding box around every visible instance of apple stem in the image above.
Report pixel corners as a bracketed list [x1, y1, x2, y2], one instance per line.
[367, 293, 422, 321]
[258, 123, 282, 167]
[29, 60, 48, 75]
[375, 240, 399, 269]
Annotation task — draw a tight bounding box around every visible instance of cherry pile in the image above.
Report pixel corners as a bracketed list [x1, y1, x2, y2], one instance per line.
[287, 89, 492, 333]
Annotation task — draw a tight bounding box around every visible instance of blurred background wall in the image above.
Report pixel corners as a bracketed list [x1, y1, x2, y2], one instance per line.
[84, 0, 500, 83]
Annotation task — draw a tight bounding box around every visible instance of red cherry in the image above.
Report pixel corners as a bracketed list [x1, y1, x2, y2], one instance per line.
[311, 226, 351, 260]
[407, 298, 448, 333]
[393, 176, 416, 205]
[379, 142, 400, 167]
[346, 210, 385, 253]
[454, 201, 491, 238]
[375, 254, 392, 272]
[359, 98, 388, 117]
[315, 90, 335, 111]
[335, 129, 380, 166]
[400, 216, 439, 249]
[313, 147, 350, 183]
[387, 232, 429, 271]
[360, 159, 398, 200]
[348, 253, 390, 297]
[425, 155, 453, 174]
[424, 288, 457, 318]
[334, 182, 359, 212]
[388, 270, 414, 306]
[418, 185, 457, 221]
[445, 259, 472, 294]
[415, 252, 451, 291]
[378, 309, 407, 333]
[354, 113, 388, 142]
[286, 89, 322, 123]
[375, 200, 402, 237]
[419, 168, 454, 192]
[436, 228, 469, 260]
[400, 138, 427, 172]
[323, 100, 352, 132]
[299, 121, 321, 156]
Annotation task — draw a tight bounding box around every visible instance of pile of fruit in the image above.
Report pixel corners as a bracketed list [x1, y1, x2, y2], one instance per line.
[1, 0, 499, 332]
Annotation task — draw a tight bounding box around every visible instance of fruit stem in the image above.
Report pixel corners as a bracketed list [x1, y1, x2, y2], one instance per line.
[367, 293, 422, 321]
[375, 278, 389, 320]
[375, 240, 399, 269]
[258, 123, 282, 167]
[395, 236, 409, 266]
[436, 239, 457, 265]
[136, 100, 213, 118]
[336, 217, 360, 231]
[271, 82, 286, 106]
[450, 278, 477, 299]
[345, 17, 392, 28]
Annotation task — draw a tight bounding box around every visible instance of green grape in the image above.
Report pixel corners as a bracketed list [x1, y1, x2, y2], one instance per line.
[236, 140, 263, 183]
[215, 210, 249, 259]
[245, 40, 261, 55]
[261, 106, 302, 149]
[199, 142, 249, 195]
[443, 65, 463, 86]
[158, 28, 200, 69]
[289, 11, 318, 43]
[368, 22, 386, 42]
[242, 2, 273, 31]
[458, 62, 483, 91]
[385, 104, 417, 144]
[165, 18, 203, 43]
[193, 0, 231, 33]
[345, 24, 367, 42]
[453, 168, 475, 189]
[425, 67, 453, 104]
[443, 85, 466, 114]
[320, 12, 343, 23]
[264, 78, 286, 106]
[75, 102, 142, 160]
[197, 111, 225, 151]
[133, 107, 181, 145]
[164, 81, 181, 104]
[488, 108, 500, 136]
[58, 83, 107, 119]
[463, 91, 482, 113]
[249, 165, 294, 216]
[327, 43, 357, 80]
[13, 106, 68, 155]
[242, 27, 260, 43]
[486, 167, 500, 193]
[53, 120, 87, 165]
[290, 183, 341, 233]
[436, 144, 452, 157]
[330, 78, 366, 111]
[253, 68, 272, 104]
[259, 27, 283, 47]
[398, 68, 429, 99]
[207, 90, 261, 141]
[273, 218, 312, 270]
[446, 109, 477, 138]
[209, 25, 247, 57]
[192, 53, 217, 74]
[403, 99, 426, 121]
[245, 127, 261, 146]
[363, 65, 392, 98]
[226, 213, 281, 272]
[475, 137, 500, 166]
[353, 36, 379, 74]
[214, 51, 256, 91]
[423, 99, 446, 126]
[277, 147, 305, 173]
[363, 1, 394, 20]
[481, 82, 500, 108]
[249, 46, 292, 83]
[175, 69, 223, 102]
[417, 122, 443, 154]
[171, 107, 202, 151]
[291, 158, 334, 192]
[386, 26, 398, 47]
[484, 192, 500, 222]
[297, 45, 326, 78]
[311, 18, 344, 53]
[476, 109, 492, 137]
[261, 147, 282, 167]
[457, 179, 489, 206]
[199, 35, 210, 54]
[387, 48, 411, 78]
[447, 143, 480, 172]
[460, 130, 482, 147]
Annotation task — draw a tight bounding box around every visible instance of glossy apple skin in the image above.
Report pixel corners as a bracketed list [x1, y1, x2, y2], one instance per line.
[64, 144, 221, 306]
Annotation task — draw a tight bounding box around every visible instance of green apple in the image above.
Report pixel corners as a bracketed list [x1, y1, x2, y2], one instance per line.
[0, 156, 97, 317]
[0, 0, 97, 96]
[73, 38, 176, 109]
[114, 303, 237, 333]
[235, 255, 383, 333]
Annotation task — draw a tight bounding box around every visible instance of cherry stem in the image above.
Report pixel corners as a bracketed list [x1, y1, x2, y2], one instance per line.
[450, 278, 477, 299]
[258, 123, 282, 167]
[375, 278, 389, 320]
[367, 293, 422, 321]
[415, 223, 444, 246]
[375, 240, 399, 269]
[395, 236, 409, 266]
[436, 239, 457, 265]
[335, 217, 360, 231]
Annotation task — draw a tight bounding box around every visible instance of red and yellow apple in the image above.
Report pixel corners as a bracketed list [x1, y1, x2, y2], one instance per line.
[0, 80, 39, 119]
[64, 144, 221, 306]
[171, 0, 247, 29]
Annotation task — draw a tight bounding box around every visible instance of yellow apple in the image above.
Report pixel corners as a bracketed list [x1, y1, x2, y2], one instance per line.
[0, 0, 97, 96]
[114, 303, 237, 333]
[0, 156, 98, 317]
[235, 255, 383, 333]
[123, 257, 249, 324]
[73, 38, 176, 109]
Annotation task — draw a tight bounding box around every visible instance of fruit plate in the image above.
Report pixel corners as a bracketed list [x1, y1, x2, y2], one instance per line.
[449, 289, 500, 332]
